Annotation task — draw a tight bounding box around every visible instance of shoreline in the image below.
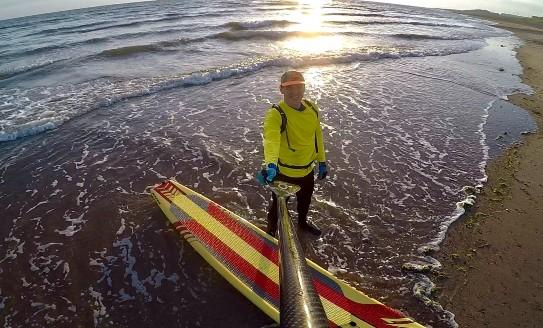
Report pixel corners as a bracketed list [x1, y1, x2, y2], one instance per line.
[435, 12, 543, 327]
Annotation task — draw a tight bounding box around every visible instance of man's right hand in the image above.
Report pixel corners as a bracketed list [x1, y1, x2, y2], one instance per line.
[265, 163, 278, 182]
[256, 163, 278, 186]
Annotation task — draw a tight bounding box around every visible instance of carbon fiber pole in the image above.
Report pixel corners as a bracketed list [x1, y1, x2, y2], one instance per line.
[270, 182, 328, 328]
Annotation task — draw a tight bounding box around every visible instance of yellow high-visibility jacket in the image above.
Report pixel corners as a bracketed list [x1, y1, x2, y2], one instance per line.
[263, 99, 326, 177]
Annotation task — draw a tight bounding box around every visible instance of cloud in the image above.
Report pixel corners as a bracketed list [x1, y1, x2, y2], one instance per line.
[509, 0, 543, 15]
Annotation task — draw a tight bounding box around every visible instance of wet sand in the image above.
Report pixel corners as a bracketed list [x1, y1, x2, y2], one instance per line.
[436, 12, 543, 328]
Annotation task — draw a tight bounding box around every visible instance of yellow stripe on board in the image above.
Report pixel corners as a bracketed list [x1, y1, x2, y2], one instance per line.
[320, 296, 360, 328]
[169, 192, 280, 284]
[175, 184, 278, 245]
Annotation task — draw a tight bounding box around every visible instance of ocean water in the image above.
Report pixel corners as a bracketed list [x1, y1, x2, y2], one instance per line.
[0, 0, 536, 327]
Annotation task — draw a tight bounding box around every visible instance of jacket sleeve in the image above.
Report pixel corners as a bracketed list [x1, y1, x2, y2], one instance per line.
[263, 108, 282, 165]
[315, 107, 326, 162]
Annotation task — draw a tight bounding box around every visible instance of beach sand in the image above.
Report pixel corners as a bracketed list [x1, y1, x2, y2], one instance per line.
[435, 12, 543, 328]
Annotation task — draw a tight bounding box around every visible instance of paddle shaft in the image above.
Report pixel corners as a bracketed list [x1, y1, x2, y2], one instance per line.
[276, 195, 328, 328]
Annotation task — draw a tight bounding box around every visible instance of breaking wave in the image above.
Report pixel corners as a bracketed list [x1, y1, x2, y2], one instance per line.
[0, 59, 62, 81]
[0, 42, 485, 142]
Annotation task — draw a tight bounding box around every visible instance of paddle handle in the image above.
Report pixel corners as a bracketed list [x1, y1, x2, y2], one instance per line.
[276, 195, 328, 328]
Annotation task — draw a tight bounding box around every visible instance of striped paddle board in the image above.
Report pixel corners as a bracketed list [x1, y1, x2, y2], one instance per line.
[151, 179, 423, 328]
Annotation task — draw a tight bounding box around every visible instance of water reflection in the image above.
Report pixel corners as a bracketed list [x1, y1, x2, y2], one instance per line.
[303, 66, 329, 90]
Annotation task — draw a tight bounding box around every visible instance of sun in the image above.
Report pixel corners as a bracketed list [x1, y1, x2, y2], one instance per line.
[279, 0, 344, 55]
[295, 0, 327, 32]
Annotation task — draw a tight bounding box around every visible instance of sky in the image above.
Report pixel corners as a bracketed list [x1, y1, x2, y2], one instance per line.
[371, 0, 543, 17]
[1, 0, 542, 21]
[0, 0, 145, 20]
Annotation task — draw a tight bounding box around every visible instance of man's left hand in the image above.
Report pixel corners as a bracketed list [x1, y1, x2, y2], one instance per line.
[318, 162, 328, 180]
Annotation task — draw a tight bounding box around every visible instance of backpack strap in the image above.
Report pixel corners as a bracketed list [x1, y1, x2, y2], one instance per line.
[272, 104, 287, 133]
[303, 99, 319, 118]
[272, 104, 295, 152]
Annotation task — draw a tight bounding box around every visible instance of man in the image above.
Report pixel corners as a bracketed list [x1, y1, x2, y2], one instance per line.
[259, 70, 328, 237]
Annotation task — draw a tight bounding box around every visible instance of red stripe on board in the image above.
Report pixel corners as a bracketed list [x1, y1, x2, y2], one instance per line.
[182, 219, 280, 301]
[155, 181, 182, 197]
[161, 184, 176, 196]
[207, 203, 279, 264]
[154, 187, 172, 203]
[154, 183, 175, 202]
[164, 181, 187, 196]
[313, 279, 407, 328]
[154, 181, 172, 193]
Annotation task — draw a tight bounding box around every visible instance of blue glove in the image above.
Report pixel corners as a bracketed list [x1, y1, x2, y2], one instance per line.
[317, 162, 328, 180]
[265, 163, 278, 182]
[256, 163, 278, 186]
[256, 171, 267, 186]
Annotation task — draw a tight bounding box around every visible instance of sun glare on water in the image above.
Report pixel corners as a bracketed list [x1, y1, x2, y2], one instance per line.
[279, 0, 345, 55]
